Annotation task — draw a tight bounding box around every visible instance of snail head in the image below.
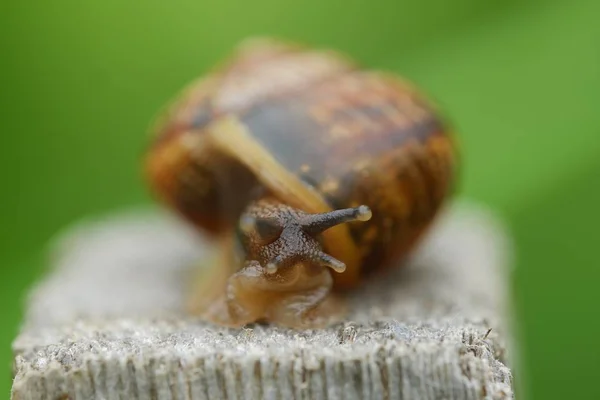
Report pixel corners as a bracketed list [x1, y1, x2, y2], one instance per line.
[237, 198, 372, 275]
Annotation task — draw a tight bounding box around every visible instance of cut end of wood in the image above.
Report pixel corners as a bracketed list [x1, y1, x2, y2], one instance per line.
[11, 200, 516, 399]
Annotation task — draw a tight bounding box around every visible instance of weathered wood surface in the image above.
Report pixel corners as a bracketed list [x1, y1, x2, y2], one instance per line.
[11, 201, 515, 399]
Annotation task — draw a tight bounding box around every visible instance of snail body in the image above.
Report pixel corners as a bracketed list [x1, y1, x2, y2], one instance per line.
[145, 38, 457, 328]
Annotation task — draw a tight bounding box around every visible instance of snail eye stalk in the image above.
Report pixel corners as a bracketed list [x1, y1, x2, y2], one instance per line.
[301, 205, 372, 235]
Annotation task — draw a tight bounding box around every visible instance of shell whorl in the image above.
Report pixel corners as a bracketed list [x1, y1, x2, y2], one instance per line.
[145, 38, 457, 288]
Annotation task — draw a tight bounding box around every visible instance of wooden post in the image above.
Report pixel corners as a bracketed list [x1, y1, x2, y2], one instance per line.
[11, 201, 515, 399]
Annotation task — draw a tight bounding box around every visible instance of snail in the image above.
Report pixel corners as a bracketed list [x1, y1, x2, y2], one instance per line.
[145, 38, 457, 328]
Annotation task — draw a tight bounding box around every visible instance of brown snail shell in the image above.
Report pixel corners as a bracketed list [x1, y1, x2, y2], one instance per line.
[145, 37, 458, 328]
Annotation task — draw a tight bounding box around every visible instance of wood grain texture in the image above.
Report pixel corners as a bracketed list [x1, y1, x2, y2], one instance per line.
[11, 200, 515, 399]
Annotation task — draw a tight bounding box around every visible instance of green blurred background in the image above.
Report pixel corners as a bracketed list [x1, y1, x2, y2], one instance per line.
[2, 0, 599, 398]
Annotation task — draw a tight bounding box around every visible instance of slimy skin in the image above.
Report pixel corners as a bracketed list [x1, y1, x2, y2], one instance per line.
[199, 197, 372, 328]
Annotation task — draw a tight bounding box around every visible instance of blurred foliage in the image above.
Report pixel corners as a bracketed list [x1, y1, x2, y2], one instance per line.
[2, 0, 600, 398]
